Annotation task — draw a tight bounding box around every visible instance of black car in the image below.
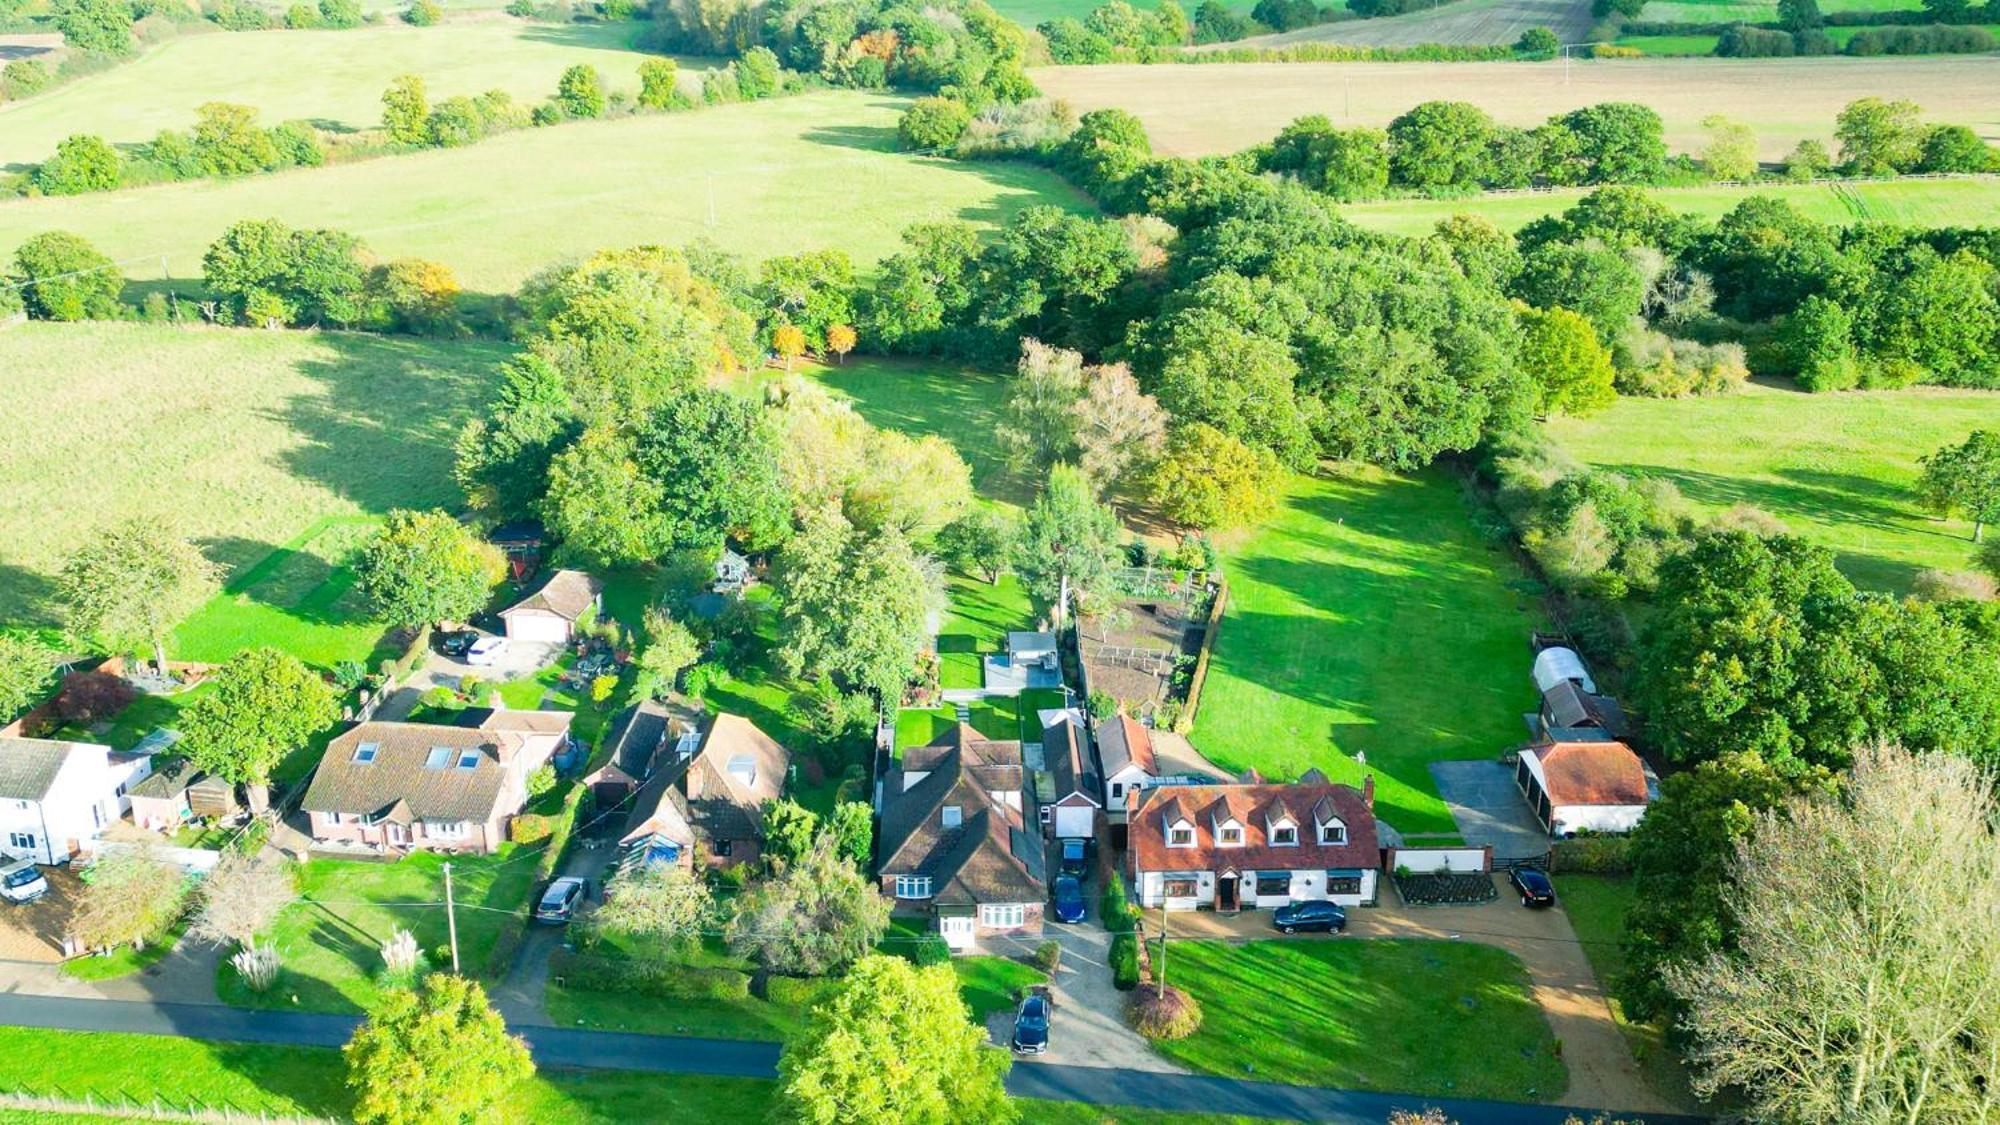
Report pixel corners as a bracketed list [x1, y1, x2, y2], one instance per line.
[1511, 866, 1557, 908]
[436, 630, 479, 658]
[1011, 990, 1052, 1055]
[1059, 837, 1093, 880]
[534, 877, 589, 924]
[1051, 875, 1086, 924]
[1271, 899, 1346, 934]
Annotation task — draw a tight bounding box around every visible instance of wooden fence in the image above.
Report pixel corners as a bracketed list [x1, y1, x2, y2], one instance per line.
[0, 1087, 338, 1123]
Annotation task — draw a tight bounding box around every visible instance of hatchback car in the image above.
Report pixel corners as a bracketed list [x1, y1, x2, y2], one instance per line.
[1059, 837, 1092, 880]
[436, 630, 479, 658]
[464, 636, 509, 666]
[0, 859, 46, 905]
[1011, 990, 1053, 1055]
[1271, 899, 1346, 934]
[1511, 866, 1557, 908]
[1051, 875, 1086, 924]
[534, 877, 588, 924]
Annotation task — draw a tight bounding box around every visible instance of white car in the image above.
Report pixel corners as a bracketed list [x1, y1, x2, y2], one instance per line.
[0, 859, 48, 905]
[464, 636, 509, 666]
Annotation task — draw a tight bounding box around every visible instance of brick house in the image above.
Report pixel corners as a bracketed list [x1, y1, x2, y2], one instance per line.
[616, 712, 792, 871]
[877, 723, 1046, 951]
[301, 710, 572, 854]
[1128, 769, 1381, 912]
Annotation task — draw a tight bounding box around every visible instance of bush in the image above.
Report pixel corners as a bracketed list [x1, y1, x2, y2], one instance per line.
[1, 59, 52, 101]
[1109, 932, 1139, 990]
[1550, 833, 1632, 874]
[284, 2, 320, 26]
[898, 96, 972, 152]
[35, 134, 123, 195]
[1129, 983, 1202, 1038]
[318, 0, 362, 25]
[14, 231, 123, 322]
[54, 671, 136, 725]
[552, 951, 755, 1000]
[1032, 940, 1062, 973]
[1911, 568, 1997, 602]
[401, 0, 439, 23]
[905, 932, 951, 966]
[1087, 689, 1118, 720]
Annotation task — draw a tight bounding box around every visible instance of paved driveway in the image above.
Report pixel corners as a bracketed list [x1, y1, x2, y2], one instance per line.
[1429, 760, 1550, 858]
[980, 900, 1184, 1074]
[418, 634, 562, 696]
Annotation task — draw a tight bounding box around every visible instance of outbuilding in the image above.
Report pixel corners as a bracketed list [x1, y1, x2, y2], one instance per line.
[498, 569, 601, 645]
[1515, 740, 1656, 837]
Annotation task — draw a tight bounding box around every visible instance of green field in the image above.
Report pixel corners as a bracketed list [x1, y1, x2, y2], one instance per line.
[0, 92, 1090, 292]
[1190, 467, 1543, 835]
[0, 22, 674, 165]
[1639, 0, 1922, 22]
[0, 322, 501, 632]
[1151, 939, 1565, 1100]
[1339, 175, 2000, 237]
[1617, 23, 2000, 53]
[171, 515, 394, 668]
[1546, 380, 2000, 593]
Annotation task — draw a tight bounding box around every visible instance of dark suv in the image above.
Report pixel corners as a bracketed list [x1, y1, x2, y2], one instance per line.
[1011, 990, 1053, 1055]
[1271, 899, 1347, 934]
[1510, 866, 1557, 908]
[436, 630, 479, 659]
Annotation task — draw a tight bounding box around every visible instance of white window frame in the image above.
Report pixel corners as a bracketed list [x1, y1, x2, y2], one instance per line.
[1271, 823, 1298, 846]
[426, 820, 470, 840]
[894, 876, 932, 899]
[1218, 822, 1243, 846]
[1167, 822, 1194, 848]
[7, 832, 34, 850]
[980, 903, 1027, 928]
[1109, 782, 1124, 800]
[1319, 820, 1347, 845]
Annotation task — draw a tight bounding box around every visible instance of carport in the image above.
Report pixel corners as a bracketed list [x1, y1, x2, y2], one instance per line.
[1427, 760, 1551, 860]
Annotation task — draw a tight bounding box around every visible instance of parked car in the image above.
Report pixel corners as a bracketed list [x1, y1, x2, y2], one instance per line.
[464, 636, 509, 666]
[1051, 875, 1086, 924]
[1271, 899, 1346, 934]
[1011, 989, 1053, 1055]
[436, 630, 479, 658]
[1511, 866, 1557, 908]
[0, 860, 46, 905]
[1059, 837, 1092, 880]
[534, 876, 588, 924]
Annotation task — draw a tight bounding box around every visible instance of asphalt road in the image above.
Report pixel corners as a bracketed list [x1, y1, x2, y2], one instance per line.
[0, 995, 1706, 1124]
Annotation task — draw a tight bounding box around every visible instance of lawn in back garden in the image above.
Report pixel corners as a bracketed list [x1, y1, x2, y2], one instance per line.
[1191, 466, 1543, 836]
[218, 847, 541, 1013]
[0, 92, 1093, 293]
[0, 322, 501, 634]
[938, 572, 1042, 691]
[0, 21, 670, 164]
[1546, 380, 2000, 594]
[171, 516, 398, 670]
[1150, 938, 1565, 1101]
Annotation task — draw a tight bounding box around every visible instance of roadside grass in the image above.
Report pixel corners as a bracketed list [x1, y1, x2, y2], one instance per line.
[0, 22, 672, 163]
[1557, 874, 1703, 1113]
[1339, 175, 2000, 237]
[0, 323, 501, 632]
[218, 848, 541, 1013]
[544, 971, 835, 1041]
[1189, 467, 1543, 836]
[0, 93, 1092, 293]
[1150, 939, 1564, 1101]
[1031, 56, 2000, 162]
[172, 516, 397, 669]
[57, 922, 186, 983]
[1546, 380, 2000, 594]
[953, 955, 1048, 1019]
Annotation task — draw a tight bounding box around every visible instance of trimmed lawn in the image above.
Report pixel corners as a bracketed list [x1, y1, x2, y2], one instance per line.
[1190, 467, 1544, 835]
[897, 706, 960, 753]
[1547, 381, 2000, 594]
[0, 323, 501, 632]
[172, 515, 397, 669]
[0, 93, 1091, 293]
[218, 848, 541, 1013]
[942, 573, 1039, 649]
[1558, 875, 1702, 1113]
[45, 681, 214, 753]
[545, 976, 835, 1041]
[954, 955, 1048, 1019]
[1152, 939, 1565, 1101]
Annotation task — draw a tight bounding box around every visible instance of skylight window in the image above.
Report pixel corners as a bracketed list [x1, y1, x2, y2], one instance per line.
[424, 747, 452, 769]
[353, 743, 379, 764]
[456, 751, 481, 771]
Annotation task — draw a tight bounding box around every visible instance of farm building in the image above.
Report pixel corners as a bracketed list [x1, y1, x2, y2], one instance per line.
[1514, 740, 1656, 837]
[498, 568, 601, 645]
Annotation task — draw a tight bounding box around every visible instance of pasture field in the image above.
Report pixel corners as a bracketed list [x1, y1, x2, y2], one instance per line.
[1618, 23, 2000, 53]
[1228, 0, 1593, 47]
[0, 92, 1090, 291]
[1189, 467, 1544, 836]
[0, 321, 500, 630]
[1338, 174, 2000, 235]
[1547, 381, 2000, 593]
[986, 0, 1250, 23]
[1030, 56, 2000, 159]
[1641, 0, 1919, 21]
[0, 21, 668, 166]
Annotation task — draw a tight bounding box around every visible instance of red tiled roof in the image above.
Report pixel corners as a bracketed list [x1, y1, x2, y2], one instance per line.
[1128, 781, 1378, 875]
[1530, 741, 1649, 807]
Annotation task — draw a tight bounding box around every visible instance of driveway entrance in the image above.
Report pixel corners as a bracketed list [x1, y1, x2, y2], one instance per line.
[1429, 760, 1550, 859]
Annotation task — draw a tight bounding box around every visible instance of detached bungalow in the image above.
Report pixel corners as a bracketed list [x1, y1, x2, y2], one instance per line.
[617, 713, 791, 871]
[1515, 740, 1655, 837]
[878, 724, 1046, 951]
[1095, 714, 1157, 825]
[0, 736, 151, 865]
[498, 569, 601, 645]
[302, 710, 573, 854]
[1129, 771, 1380, 912]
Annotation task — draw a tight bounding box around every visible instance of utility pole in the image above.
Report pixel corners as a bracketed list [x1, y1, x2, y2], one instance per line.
[443, 862, 461, 974]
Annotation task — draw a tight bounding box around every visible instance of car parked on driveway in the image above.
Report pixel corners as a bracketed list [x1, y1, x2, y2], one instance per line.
[534, 876, 588, 924]
[1511, 866, 1557, 908]
[1271, 899, 1346, 934]
[436, 630, 479, 659]
[1012, 988, 1053, 1055]
[1059, 837, 1092, 880]
[0, 860, 46, 905]
[1051, 875, 1085, 924]
[465, 636, 510, 667]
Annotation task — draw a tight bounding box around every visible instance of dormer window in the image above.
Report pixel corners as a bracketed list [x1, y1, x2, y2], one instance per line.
[942, 805, 963, 828]
[1219, 824, 1242, 846]
[1272, 824, 1297, 846]
[1319, 818, 1346, 845]
[1167, 821, 1194, 847]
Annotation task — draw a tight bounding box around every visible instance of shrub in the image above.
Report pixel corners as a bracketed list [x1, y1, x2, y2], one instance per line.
[1109, 932, 1139, 990]
[898, 96, 971, 152]
[906, 932, 951, 967]
[1129, 983, 1202, 1038]
[401, 0, 439, 23]
[53, 671, 137, 725]
[35, 134, 123, 195]
[379, 927, 425, 989]
[268, 121, 324, 168]
[1, 60, 52, 101]
[735, 45, 780, 99]
[702, 66, 740, 105]
[525, 765, 557, 799]
[1033, 940, 1062, 973]
[1912, 568, 1997, 602]
[316, 0, 360, 25]
[636, 58, 687, 110]
[1087, 689, 1118, 720]
[1550, 833, 1632, 874]
[764, 974, 842, 1010]
[284, 3, 320, 26]
[370, 257, 462, 335]
[231, 944, 280, 991]
[551, 951, 754, 1000]
[555, 64, 605, 118]
[15, 231, 123, 322]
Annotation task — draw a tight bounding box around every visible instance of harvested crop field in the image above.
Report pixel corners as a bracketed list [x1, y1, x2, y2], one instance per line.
[1227, 0, 1592, 47]
[1031, 56, 2000, 159]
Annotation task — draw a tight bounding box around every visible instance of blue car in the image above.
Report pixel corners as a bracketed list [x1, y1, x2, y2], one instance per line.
[1051, 875, 1086, 923]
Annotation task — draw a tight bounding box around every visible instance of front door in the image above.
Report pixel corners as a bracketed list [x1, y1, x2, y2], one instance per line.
[939, 915, 975, 951]
[386, 822, 408, 847]
[1217, 872, 1240, 912]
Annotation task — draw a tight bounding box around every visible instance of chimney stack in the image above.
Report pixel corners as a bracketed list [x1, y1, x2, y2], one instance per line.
[1362, 774, 1375, 810]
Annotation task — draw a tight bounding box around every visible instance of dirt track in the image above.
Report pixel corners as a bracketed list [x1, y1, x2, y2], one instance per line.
[1032, 56, 2000, 159]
